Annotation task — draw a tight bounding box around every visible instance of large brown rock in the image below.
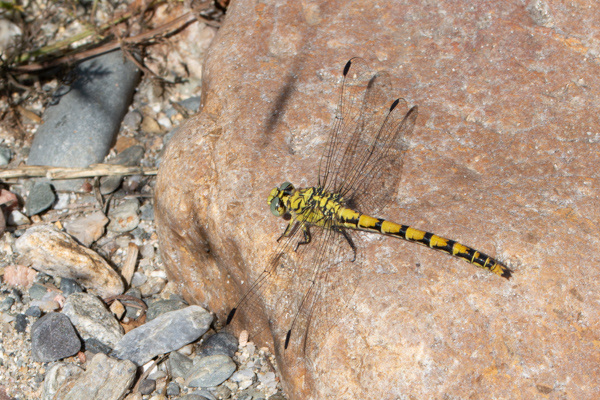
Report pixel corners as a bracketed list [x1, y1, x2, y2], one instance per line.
[156, 1, 600, 399]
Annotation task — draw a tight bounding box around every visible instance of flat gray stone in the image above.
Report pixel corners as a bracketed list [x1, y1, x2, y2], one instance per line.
[31, 312, 81, 362]
[111, 305, 213, 366]
[107, 199, 140, 233]
[169, 351, 193, 378]
[62, 292, 124, 349]
[27, 50, 140, 191]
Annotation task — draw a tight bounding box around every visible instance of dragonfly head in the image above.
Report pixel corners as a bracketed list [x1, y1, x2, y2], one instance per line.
[268, 182, 295, 217]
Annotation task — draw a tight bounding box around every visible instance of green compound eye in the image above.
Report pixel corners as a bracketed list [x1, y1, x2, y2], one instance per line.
[270, 197, 282, 216]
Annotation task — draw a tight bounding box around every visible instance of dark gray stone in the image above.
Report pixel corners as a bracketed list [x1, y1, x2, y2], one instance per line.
[25, 306, 42, 318]
[185, 355, 236, 388]
[111, 306, 213, 366]
[15, 313, 28, 333]
[59, 278, 84, 296]
[169, 351, 193, 378]
[198, 332, 238, 358]
[100, 145, 145, 195]
[138, 378, 156, 395]
[31, 312, 81, 362]
[25, 181, 55, 216]
[146, 298, 188, 321]
[27, 50, 141, 191]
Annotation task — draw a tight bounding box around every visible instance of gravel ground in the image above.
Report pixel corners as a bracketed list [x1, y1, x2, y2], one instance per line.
[0, 1, 286, 399]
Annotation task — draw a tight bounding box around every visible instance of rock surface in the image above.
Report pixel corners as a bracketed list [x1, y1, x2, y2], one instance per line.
[15, 225, 124, 298]
[155, 1, 600, 399]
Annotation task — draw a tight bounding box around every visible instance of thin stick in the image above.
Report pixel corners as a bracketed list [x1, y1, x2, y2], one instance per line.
[0, 164, 158, 180]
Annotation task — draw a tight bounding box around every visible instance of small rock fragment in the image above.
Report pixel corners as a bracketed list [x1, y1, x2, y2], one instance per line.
[139, 379, 156, 395]
[14, 313, 28, 333]
[15, 225, 124, 298]
[107, 199, 140, 233]
[112, 306, 213, 366]
[31, 312, 81, 362]
[59, 278, 84, 296]
[169, 351, 193, 378]
[64, 211, 109, 247]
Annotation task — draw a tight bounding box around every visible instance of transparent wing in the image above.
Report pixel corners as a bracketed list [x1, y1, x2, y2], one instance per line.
[226, 205, 363, 354]
[319, 57, 418, 215]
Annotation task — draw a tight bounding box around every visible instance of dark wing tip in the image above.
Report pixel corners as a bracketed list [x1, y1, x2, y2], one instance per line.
[284, 329, 292, 349]
[343, 60, 352, 76]
[226, 308, 237, 325]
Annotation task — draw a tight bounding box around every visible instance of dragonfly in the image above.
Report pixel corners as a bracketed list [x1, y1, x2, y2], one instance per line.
[227, 57, 511, 352]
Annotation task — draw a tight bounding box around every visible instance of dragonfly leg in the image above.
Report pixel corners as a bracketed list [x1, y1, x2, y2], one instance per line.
[340, 228, 357, 262]
[294, 225, 312, 251]
[277, 220, 300, 242]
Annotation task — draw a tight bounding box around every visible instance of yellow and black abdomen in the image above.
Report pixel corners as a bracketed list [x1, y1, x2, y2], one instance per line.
[338, 208, 511, 279]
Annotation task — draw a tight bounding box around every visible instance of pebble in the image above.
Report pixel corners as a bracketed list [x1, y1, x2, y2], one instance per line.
[15, 224, 124, 298]
[185, 355, 237, 388]
[7, 210, 31, 226]
[25, 305, 42, 318]
[198, 332, 238, 358]
[59, 278, 84, 296]
[100, 145, 146, 195]
[41, 362, 84, 400]
[122, 110, 143, 130]
[138, 276, 167, 297]
[180, 394, 211, 400]
[27, 50, 141, 192]
[14, 313, 28, 333]
[0, 296, 15, 311]
[140, 202, 155, 221]
[62, 292, 124, 349]
[31, 312, 81, 362]
[31, 290, 64, 312]
[111, 305, 213, 366]
[139, 378, 156, 395]
[146, 298, 188, 321]
[64, 211, 109, 247]
[211, 385, 232, 400]
[230, 368, 255, 391]
[107, 199, 140, 233]
[28, 283, 48, 300]
[178, 96, 202, 113]
[130, 271, 147, 287]
[0, 145, 12, 165]
[25, 181, 56, 216]
[168, 351, 193, 378]
[109, 299, 125, 320]
[165, 382, 180, 396]
[49, 353, 136, 400]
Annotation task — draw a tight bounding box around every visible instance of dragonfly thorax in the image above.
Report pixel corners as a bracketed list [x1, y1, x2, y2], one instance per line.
[267, 182, 346, 226]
